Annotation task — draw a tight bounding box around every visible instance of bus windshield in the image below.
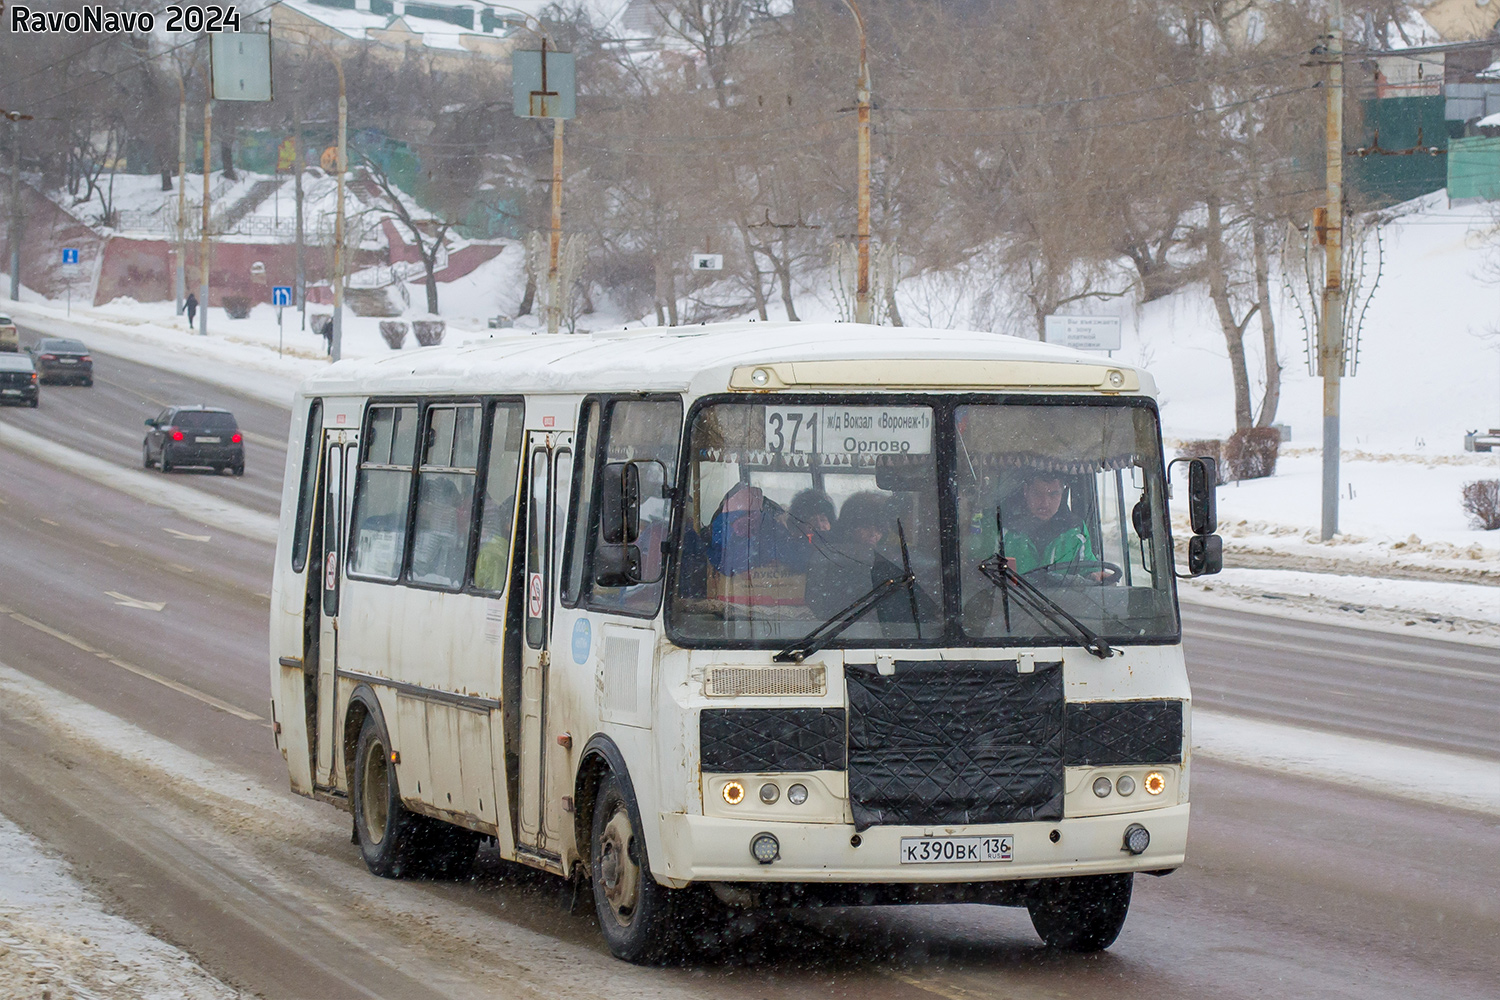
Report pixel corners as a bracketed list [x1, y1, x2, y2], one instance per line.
[668, 396, 1177, 648]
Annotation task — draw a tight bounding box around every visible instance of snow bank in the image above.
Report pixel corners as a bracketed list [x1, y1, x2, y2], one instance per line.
[1193, 709, 1500, 818]
[0, 812, 243, 1000]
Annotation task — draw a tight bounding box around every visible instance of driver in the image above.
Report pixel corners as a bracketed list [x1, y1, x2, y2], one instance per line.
[1001, 472, 1093, 576]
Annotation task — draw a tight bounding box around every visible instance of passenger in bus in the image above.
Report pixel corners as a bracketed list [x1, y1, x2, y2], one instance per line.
[806, 491, 889, 616]
[411, 476, 470, 586]
[472, 493, 516, 592]
[707, 483, 797, 576]
[784, 488, 836, 571]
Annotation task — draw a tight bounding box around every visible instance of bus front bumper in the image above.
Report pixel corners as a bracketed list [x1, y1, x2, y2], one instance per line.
[656, 804, 1188, 885]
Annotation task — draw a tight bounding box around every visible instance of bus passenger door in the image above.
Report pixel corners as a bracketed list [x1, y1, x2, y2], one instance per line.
[315, 430, 352, 789]
[518, 432, 569, 857]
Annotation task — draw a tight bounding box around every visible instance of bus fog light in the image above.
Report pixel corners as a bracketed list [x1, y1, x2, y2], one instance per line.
[722, 780, 745, 805]
[750, 832, 780, 864]
[1144, 771, 1166, 795]
[1092, 776, 1112, 798]
[1116, 774, 1136, 796]
[759, 782, 779, 804]
[1123, 823, 1150, 855]
[787, 783, 808, 805]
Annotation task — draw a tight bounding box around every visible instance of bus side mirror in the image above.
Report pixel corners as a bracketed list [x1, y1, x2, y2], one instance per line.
[599, 462, 641, 544]
[144, 418, 156, 427]
[1187, 534, 1222, 576]
[1169, 456, 1222, 578]
[1187, 457, 1217, 534]
[595, 543, 643, 587]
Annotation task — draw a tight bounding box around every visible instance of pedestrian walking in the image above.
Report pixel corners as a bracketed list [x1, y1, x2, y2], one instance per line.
[184, 293, 198, 328]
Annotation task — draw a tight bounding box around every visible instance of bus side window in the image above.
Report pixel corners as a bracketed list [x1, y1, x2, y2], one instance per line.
[290, 399, 322, 573]
[584, 398, 683, 617]
[561, 400, 601, 606]
[472, 401, 525, 593]
[349, 404, 418, 581]
[408, 404, 482, 589]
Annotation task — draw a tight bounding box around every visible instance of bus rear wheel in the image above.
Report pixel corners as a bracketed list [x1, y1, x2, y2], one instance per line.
[590, 771, 677, 963]
[1027, 873, 1133, 952]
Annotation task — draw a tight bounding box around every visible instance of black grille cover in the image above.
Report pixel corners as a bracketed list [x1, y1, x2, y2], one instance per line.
[700, 708, 846, 772]
[845, 660, 1064, 831]
[1063, 700, 1184, 765]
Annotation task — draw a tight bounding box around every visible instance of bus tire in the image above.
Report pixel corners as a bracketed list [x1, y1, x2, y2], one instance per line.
[590, 770, 677, 963]
[352, 713, 424, 879]
[1027, 873, 1133, 952]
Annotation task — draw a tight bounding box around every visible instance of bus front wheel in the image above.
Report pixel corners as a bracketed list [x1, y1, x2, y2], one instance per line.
[1027, 873, 1133, 952]
[353, 713, 425, 878]
[590, 771, 677, 963]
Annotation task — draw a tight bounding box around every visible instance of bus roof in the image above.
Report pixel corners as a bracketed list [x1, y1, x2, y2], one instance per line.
[298, 321, 1152, 398]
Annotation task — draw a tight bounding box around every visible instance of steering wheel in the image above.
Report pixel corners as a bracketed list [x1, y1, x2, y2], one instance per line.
[1021, 559, 1123, 586]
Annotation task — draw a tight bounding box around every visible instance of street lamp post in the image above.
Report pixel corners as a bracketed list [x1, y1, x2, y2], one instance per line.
[1320, 0, 1345, 540]
[174, 64, 193, 316]
[841, 0, 872, 325]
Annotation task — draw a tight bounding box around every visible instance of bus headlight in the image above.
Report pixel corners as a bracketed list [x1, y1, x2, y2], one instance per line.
[722, 780, 745, 805]
[787, 783, 808, 805]
[759, 782, 779, 804]
[1116, 774, 1136, 796]
[1092, 776, 1112, 798]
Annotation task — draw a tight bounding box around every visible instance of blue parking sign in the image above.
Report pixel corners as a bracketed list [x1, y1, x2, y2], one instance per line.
[271, 285, 293, 307]
[61, 248, 79, 265]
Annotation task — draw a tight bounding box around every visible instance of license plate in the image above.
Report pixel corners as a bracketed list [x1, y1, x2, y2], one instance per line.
[900, 835, 1013, 864]
[58, 358, 77, 364]
[197, 436, 221, 443]
[1, 389, 20, 395]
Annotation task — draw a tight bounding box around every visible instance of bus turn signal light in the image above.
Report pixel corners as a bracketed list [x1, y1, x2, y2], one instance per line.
[722, 780, 745, 805]
[1144, 772, 1165, 795]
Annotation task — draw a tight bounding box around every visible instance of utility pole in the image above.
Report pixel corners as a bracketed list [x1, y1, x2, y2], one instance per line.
[841, 0, 872, 325]
[175, 69, 190, 315]
[1320, 0, 1345, 540]
[293, 77, 306, 330]
[8, 130, 21, 302]
[548, 113, 564, 335]
[332, 57, 347, 361]
[200, 98, 212, 336]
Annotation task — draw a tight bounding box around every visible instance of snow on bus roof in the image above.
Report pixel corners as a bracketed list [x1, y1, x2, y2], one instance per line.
[297, 321, 1141, 396]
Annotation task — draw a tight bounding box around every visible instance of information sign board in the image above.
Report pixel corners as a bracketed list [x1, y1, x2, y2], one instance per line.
[1043, 315, 1122, 352]
[512, 49, 576, 119]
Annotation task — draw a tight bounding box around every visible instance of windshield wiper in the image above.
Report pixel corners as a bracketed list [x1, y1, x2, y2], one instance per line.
[775, 521, 919, 664]
[981, 505, 1113, 659]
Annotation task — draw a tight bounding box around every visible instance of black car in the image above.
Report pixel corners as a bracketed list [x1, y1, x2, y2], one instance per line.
[143, 406, 244, 475]
[0, 353, 39, 407]
[28, 337, 93, 385]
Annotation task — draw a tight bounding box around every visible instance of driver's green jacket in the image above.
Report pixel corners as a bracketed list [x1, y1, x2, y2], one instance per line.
[1002, 521, 1091, 575]
[967, 509, 1094, 576]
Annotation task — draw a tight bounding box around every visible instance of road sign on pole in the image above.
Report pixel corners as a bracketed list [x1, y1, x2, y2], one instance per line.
[691, 253, 724, 272]
[271, 285, 293, 306]
[512, 47, 576, 119]
[1043, 315, 1122, 352]
[61, 248, 79, 265]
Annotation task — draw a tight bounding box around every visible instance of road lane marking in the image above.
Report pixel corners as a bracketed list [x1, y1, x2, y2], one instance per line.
[0, 604, 262, 722]
[100, 539, 120, 548]
[163, 527, 211, 541]
[169, 563, 196, 574]
[37, 516, 58, 526]
[105, 591, 166, 612]
[241, 430, 281, 449]
[880, 971, 983, 1000]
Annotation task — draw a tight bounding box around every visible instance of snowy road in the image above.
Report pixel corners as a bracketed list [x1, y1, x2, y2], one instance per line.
[0, 336, 1497, 998]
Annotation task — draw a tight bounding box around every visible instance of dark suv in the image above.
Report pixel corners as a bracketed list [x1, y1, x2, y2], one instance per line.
[28, 338, 93, 385]
[0, 353, 39, 407]
[144, 406, 244, 475]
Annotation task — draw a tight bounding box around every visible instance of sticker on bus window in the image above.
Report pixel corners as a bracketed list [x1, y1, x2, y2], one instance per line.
[764, 405, 931, 456]
[528, 572, 544, 618]
[324, 551, 338, 590]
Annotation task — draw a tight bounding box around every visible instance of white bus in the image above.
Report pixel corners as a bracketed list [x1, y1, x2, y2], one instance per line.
[268, 322, 1222, 962]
